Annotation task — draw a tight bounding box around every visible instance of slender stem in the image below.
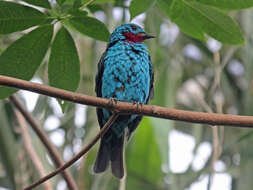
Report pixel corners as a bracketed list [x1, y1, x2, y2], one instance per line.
[1, 75, 253, 128]
[15, 110, 53, 190]
[9, 96, 78, 190]
[23, 113, 119, 190]
[80, 0, 96, 10]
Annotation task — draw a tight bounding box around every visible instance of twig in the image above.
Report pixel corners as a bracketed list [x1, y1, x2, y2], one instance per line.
[23, 113, 119, 190]
[9, 96, 78, 190]
[15, 110, 53, 190]
[208, 50, 226, 190]
[1, 75, 253, 127]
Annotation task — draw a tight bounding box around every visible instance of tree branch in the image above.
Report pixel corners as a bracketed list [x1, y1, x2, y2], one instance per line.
[23, 113, 119, 190]
[15, 110, 53, 190]
[9, 96, 78, 190]
[1, 75, 253, 127]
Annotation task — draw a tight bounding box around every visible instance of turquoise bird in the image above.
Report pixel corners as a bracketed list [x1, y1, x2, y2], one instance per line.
[94, 23, 154, 178]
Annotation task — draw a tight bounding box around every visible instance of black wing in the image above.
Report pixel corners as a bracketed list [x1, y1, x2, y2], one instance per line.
[147, 55, 154, 101]
[95, 52, 106, 128]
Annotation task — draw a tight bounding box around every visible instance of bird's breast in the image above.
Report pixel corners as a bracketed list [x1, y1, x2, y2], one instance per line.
[102, 43, 151, 103]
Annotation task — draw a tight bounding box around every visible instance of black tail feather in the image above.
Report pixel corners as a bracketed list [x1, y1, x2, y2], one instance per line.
[110, 135, 124, 179]
[94, 138, 110, 173]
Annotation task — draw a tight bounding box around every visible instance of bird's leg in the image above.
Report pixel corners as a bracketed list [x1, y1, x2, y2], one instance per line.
[132, 101, 143, 111]
[108, 97, 118, 107]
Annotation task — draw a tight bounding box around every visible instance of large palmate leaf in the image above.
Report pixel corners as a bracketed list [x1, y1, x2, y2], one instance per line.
[48, 27, 80, 112]
[0, 1, 52, 34]
[0, 25, 54, 99]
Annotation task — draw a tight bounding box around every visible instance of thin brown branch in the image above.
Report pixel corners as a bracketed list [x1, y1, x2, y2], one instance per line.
[23, 113, 119, 190]
[1, 75, 253, 127]
[9, 95, 78, 190]
[15, 110, 53, 190]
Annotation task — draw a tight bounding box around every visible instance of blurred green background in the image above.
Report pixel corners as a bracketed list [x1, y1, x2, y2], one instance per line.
[1, 0, 253, 190]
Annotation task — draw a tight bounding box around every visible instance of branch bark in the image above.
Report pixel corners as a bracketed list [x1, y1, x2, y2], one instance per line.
[9, 96, 78, 190]
[24, 113, 119, 190]
[1, 75, 253, 128]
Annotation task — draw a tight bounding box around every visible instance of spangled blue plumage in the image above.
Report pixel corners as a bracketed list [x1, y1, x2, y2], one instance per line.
[94, 24, 154, 178]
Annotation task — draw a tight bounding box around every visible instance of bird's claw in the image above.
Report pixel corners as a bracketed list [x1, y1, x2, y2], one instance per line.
[133, 101, 143, 110]
[108, 98, 118, 107]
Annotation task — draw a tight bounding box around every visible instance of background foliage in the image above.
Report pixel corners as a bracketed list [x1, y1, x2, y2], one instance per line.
[1, 0, 253, 189]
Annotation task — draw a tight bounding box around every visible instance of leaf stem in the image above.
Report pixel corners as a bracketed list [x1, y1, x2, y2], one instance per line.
[80, 0, 96, 10]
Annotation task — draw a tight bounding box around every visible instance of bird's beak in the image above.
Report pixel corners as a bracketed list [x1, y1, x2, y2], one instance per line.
[138, 32, 155, 40]
[144, 34, 155, 39]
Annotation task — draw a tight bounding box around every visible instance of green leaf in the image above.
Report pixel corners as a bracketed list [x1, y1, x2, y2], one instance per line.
[195, 0, 253, 10]
[48, 27, 80, 112]
[68, 9, 88, 17]
[0, 25, 54, 99]
[0, 1, 52, 34]
[21, 0, 51, 9]
[67, 16, 110, 41]
[73, 0, 82, 8]
[57, 0, 67, 5]
[158, 0, 205, 40]
[156, 0, 173, 17]
[159, 0, 245, 44]
[86, 4, 103, 12]
[126, 118, 163, 185]
[185, 1, 244, 44]
[157, 0, 174, 14]
[130, 0, 155, 20]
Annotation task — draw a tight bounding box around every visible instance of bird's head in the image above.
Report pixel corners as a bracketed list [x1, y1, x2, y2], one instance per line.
[109, 24, 155, 44]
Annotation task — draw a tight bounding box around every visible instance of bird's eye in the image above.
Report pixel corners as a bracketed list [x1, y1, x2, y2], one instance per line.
[131, 25, 137, 30]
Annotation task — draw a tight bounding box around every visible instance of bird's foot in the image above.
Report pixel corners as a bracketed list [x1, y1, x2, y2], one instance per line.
[133, 101, 143, 110]
[108, 98, 118, 107]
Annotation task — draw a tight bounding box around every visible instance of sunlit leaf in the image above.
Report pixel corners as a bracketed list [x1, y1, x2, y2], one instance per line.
[21, 0, 51, 9]
[0, 1, 52, 34]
